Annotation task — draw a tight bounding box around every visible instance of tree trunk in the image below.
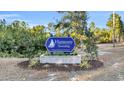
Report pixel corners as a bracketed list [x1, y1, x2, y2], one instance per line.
[119, 32, 121, 42]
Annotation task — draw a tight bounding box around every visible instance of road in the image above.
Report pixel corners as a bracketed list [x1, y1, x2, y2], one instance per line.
[76, 43, 124, 80]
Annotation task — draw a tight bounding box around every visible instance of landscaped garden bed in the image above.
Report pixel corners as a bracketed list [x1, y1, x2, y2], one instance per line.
[17, 60, 103, 71]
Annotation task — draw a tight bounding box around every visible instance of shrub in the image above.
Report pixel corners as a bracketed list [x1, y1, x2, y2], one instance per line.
[80, 30, 98, 68]
[0, 20, 49, 58]
[28, 59, 40, 68]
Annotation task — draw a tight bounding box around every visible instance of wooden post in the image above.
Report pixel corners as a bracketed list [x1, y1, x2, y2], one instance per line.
[113, 11, 116, 47]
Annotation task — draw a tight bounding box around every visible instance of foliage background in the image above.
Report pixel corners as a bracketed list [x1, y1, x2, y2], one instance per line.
[0, 12, 124, 59]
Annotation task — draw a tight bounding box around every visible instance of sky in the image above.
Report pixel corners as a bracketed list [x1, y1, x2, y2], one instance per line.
[0, 11, 124, 28]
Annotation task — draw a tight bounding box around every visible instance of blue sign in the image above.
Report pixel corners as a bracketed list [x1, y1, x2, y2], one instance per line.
[45, 37, 75, 52]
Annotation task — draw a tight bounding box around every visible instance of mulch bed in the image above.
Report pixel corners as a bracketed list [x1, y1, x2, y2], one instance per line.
[17, 60, 103, 72]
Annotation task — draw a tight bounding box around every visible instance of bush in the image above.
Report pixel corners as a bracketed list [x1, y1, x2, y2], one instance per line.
[80, 60, 91, 69]
[80, 30, 98, 68]
[0, 20, 49, 58]
[93, 29, 113, 43]
[28, 59, 40, 68]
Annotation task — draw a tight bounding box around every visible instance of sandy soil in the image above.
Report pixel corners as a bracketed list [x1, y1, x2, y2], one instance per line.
[0, 43, 124, 81]
[76, 43, 124, 81]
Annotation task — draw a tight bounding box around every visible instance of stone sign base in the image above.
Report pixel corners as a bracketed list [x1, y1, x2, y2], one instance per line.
[40, 55, 81, 64]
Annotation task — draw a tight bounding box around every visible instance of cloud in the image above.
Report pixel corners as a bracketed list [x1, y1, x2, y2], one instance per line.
[0, 13, 46, 28]
[7, 18, 30, 22]
[0, 14, 33, 27]
[28, 23, 39, 28]
[28, 23, 47, 28]
[0, 14, 20, 19]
